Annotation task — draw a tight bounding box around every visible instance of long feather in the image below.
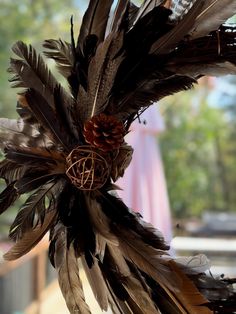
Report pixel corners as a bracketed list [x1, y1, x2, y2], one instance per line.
[78, 0, 113, 49]
[4, 209, 57, 261]
[14, 169, 57, 195]
[118, 229, 176, 291]
[166, 260, 213, 314]
[9, 181, 59, 241]
[108, 245, 160, 314]
[110, 0, 129, 32]
[0, 117, 42, 149]
[0, 160, 23, 183]
[9, 41, 73, 111]
[54, 226, 91, 314]
[81, 30, 124, 120]
[132, 0, 165, 26]
[167, 25, 236, 78]
[150, 0, 204, 54]
[0, 182, 18, 215]
[189, 0, 236, 39]
[16, 95, 53, 148]
[43, 39, 74, 78]
[81, 255, 109, 311]
[5, 146, 65, 168]
[25, 89, 71, 150]
[85, 196, 119, 246]
[113, 75, 195, 121]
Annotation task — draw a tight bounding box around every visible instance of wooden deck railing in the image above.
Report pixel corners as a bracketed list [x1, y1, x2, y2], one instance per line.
[0, 238, 55, 314]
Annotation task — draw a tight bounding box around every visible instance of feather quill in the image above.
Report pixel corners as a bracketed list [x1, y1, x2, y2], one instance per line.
[4, 209, 57, 261]
[83, 30, 124, 119]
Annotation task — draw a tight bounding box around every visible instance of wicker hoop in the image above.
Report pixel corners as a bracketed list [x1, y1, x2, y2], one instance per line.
[66, 146, 110, 190]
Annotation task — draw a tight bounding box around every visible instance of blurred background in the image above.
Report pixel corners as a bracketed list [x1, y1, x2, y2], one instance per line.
[0, 1, 236, 313]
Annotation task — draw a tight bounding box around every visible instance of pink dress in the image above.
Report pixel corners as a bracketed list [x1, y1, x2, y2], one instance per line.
[117, 106, 173, 244]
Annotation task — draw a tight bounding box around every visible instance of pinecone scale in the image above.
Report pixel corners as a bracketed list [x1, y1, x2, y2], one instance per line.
[83, 113, 125, 152]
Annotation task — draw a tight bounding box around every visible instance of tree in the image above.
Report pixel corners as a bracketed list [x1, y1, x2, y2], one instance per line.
[0, 0, 78, 117]
[159, 83, 233, 218]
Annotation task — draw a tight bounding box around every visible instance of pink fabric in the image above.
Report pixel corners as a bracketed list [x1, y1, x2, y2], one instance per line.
[117, 106, 172, 244]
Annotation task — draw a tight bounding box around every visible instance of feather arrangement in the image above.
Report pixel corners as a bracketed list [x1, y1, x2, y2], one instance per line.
[1, 0, 236, 313]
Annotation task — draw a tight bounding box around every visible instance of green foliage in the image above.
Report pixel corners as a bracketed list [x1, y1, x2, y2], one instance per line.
[0, 0, 78, 118]
[159, 84, 236, 218]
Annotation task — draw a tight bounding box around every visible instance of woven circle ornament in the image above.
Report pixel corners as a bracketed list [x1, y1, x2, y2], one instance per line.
[65, 146, 110, 190]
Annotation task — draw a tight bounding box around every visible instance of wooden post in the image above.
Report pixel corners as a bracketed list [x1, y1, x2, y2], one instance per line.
[32, 249, 47, 314]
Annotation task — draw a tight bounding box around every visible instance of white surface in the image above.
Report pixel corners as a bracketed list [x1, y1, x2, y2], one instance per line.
[172, 236, 236, 253]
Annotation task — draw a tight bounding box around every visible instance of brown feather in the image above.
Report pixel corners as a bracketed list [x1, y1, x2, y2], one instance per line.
[108, 245, 160, 314]
[110, 0, 129, 32]
[86, 31, 124, 119]
[81, 255, 109, 311]
[4, 209, 56, 261]
[150, 0, 204, 54]
[118, 227, 177, 291]
[54, 227, 91, 314]
[0, 182, 18, 215]
[0, 117, 43, 149]
[9, 181, 59, 241]
[9, 41, 73, 111]
[166, 260, 213, 314]
[25, 89, 71, 150]
[78, 0, 113, 48]
[85, 196, 119, 246]
[0, 160, 23, 183]
[189, 0, 236, 39]
[43, 39, 74, 78]
[132, 0, 165, 26]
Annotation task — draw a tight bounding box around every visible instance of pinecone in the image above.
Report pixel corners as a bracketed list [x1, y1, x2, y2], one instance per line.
[83, 113, 125, 151]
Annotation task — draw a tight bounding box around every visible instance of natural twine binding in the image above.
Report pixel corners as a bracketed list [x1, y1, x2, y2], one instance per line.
[66, 146, 110, 190]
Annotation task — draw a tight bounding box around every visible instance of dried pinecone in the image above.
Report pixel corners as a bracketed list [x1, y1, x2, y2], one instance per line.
[83, 113, 125, 151]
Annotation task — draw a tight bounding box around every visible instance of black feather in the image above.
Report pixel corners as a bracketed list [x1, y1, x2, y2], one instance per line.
[0, 160, 23, 184]
[14, 169, 57, 194]
[77, 0, 113, 49]
[0, 182, 18, 215]
[9, 180, 58, 241]
[57, 185, 96, 268]
[25, 89, 71, 151]
[43, 39, 74, 78]
[97, 191, 168, 250]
